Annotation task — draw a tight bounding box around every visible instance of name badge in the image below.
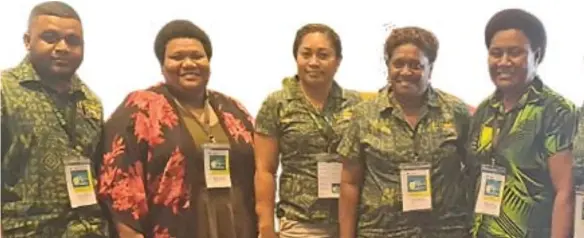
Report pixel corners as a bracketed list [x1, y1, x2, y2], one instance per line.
[574, 186, 584, 237]
[475, 164, 506, 217]
[400, 162, 432, 212]
[64, 156, 97, 208]
[203, 144, 231, 188]
[316, 153, 342, 199]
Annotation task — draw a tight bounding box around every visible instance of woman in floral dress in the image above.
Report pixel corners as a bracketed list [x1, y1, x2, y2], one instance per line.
[97, 20, 257, 238]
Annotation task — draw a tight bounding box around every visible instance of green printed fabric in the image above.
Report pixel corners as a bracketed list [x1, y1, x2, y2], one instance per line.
[468, 77, 578, 238]
[337, 87, 472, 237]
[1, 57, 108, 237]
[572, 103, 584, 187]
[254, 76, 361, 223]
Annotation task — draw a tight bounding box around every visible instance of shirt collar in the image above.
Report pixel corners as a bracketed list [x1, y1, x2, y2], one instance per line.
[282, 75, 346, 100]
[487, 76, 544, 112]
[16, 55, 87, 99]
[376, 85, 440, 112]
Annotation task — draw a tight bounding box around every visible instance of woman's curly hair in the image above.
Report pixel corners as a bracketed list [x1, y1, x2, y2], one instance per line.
[384, 26, 439, 65]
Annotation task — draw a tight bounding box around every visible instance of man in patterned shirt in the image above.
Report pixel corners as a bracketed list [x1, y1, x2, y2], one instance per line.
[1, 1, 109, 237]
[468, 8, 577, 238]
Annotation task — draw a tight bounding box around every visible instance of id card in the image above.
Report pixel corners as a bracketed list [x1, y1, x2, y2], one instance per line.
[400, 163, 432, 212]
[475, 164, 506, 217]
[64, 157, 97, 208]
[574, 186, 584, 237]
[203, 144, 231, 188]
[316, 153, 342, 199]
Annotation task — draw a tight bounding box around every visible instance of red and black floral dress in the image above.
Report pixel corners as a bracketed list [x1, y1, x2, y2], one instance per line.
[97, 83, 257, 238]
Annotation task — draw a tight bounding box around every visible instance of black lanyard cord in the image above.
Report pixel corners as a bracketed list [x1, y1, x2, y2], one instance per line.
[42, 87, 81, 151]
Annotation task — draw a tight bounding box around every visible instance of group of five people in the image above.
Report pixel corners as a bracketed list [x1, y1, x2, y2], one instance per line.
[1, 1, 580, 238]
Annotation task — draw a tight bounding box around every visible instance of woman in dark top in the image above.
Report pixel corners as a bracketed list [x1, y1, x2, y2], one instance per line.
[97, 19, 257, 238]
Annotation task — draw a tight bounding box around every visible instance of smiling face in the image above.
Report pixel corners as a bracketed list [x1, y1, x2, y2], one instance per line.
[162, 37, 211, 95]
[388, 43, 432, 98]
[25, 14, 83, 80]
[295, 32, 341, 87]
[488, 28, 539, 93]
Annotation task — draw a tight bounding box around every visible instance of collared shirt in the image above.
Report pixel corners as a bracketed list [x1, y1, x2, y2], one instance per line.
[1, 57, 108, 237]
[468, 77, 578, 238]
[337, 87, 472, 237]
[255, 76, 361, 223]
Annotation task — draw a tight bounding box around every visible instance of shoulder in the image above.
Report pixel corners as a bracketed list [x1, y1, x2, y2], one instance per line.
[434, 89, 468, 109]
[262, 88, 288, 104]
[1, 66, 25, 92]
[344, 96, 382, 122]
[111, 85, 174, 119]
[340, 88, 370, 111]
[209, 90, 241, 104]
[342, 88, 362, 102]
[1, 66, 18, 80]
[2, 65, 37, 113]
[256, 89, 289, 116]
[125, 85, 172, 107]
[540, 85, 577, 114]
[1, 63, 27, 79]
[208, 90, 252, 115]
[358, 91, 379, 101]
[433, 88, 471, 118]
[78, 81, 104, 120]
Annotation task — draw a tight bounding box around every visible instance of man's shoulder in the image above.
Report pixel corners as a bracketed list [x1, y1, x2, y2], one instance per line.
[1, 65, 36, 107]
[2, 65, 27, 90]
[77, 80, 103, 120]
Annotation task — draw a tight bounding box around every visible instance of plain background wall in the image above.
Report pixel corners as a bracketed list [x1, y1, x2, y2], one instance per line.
[1, 0, 583, 118]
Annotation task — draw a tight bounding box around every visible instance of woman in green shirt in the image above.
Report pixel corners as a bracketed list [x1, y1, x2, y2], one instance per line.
[254, 23, 361, 238]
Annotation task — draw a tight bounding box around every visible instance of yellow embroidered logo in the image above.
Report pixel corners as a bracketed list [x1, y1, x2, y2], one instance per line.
[478, 126, 494, 151]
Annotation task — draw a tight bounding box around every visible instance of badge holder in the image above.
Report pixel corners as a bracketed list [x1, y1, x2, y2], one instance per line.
[316, 153, 342, 199]
[64, 156, 97, 208]
[475, 164, 506, 217]
[203, 143, 231, 188]
[400, 162, 432, 212]
[574, 185, 584, 237]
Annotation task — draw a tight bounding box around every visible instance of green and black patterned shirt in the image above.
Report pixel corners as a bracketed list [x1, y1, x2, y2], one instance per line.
[468, 77, 578, 238]
[255, 76, 361, 223]
[572, 103, 584, 187]
[1, 57, 109, 237]
[337, 87, 472, 238]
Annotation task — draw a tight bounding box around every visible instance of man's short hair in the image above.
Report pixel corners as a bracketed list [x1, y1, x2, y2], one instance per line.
[28, 1, 81, 28]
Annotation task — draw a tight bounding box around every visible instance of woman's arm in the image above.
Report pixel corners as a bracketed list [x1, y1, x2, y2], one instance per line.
[339, 159, 364, 238]
[254, 133, 280, 238]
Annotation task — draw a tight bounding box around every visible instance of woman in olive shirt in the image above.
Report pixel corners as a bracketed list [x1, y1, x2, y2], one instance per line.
[254, 23, 361, 238]
[337, 26, 472, 238]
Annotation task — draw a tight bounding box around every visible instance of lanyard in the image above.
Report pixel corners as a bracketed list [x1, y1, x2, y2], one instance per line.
[42, 88, 81, 152]
[308, 111, 337, 153]
[301, 89, 338, 152]
[489, 112, 503, 166]
[174, 98, 216, 143]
